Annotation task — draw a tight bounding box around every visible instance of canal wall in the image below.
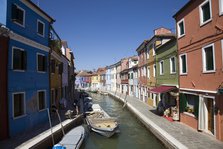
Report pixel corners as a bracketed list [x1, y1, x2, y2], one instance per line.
[16, 115, 83, 149]
[108, 92, 187, 149]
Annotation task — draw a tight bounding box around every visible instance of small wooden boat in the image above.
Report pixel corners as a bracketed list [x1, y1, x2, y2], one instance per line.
[86, 104, 119, 137]
[53, 125, 85, 149]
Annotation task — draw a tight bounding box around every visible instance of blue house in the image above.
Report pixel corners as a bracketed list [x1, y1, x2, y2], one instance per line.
[2, 0, 54, 137]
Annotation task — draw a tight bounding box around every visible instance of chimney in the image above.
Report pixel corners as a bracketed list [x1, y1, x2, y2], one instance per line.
[154, 27, 171, 35]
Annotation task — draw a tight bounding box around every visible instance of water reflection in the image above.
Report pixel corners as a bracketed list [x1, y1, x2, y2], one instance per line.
[81, 93, 166, 149]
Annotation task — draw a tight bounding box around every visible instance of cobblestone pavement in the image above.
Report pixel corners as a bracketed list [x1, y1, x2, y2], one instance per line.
[108, 91, 223, 149]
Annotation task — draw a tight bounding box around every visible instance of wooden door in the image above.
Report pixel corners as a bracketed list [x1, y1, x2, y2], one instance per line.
[207, 98, 214, 134]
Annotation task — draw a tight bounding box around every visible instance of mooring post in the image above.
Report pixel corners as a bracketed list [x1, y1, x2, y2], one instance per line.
[56, 109, 65, 136]
[47, 108, 55, 145]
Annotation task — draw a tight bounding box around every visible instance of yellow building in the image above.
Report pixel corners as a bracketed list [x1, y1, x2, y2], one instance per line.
[50, 40, 63, 108]
[147, 28, 175, 107]
[91, 73, 100, 90]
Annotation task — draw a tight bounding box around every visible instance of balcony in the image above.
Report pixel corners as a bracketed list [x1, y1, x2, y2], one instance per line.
[49, 39, 62, 55]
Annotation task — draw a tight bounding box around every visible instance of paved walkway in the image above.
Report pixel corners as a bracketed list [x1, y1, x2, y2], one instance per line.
[107, 91, 223, 149]
[0, 99, 78, 149]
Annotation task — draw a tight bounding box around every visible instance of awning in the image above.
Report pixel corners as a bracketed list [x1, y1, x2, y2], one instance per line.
[149, 86, 176, 94]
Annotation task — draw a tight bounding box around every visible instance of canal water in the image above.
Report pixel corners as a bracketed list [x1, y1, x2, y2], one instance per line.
[80, 93, 166, 149]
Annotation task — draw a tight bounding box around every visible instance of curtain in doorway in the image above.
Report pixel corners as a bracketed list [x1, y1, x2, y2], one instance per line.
[198, 95, 206, 131]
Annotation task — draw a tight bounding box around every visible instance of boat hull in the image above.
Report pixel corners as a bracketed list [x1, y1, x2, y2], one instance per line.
[53, 125, 85, 149]
[85, 104, 119, 138]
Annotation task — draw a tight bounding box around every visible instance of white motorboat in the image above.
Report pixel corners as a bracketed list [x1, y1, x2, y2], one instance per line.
[53, 125, 85, 149]
[86, 104, 119, 137]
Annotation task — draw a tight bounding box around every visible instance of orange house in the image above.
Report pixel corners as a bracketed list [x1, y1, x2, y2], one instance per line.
[174, 0, 223, 141]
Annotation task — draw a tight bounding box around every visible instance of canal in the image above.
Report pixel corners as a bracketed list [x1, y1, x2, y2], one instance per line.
[80, 93, 166, 149]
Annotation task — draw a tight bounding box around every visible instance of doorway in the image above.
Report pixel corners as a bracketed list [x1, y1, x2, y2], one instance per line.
[204, 97, 215, 135]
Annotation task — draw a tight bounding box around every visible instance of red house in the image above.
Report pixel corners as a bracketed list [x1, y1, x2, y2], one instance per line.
[174, 0, 223, 141]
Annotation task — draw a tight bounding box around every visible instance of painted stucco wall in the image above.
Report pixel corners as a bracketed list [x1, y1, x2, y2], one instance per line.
[175, 0, 223, 92]
[61, 56, 68, 87]
[6, 0, 52, 137]
[8, 39, 50, 137]
[156, 39, 178, 86]
[6, 0, 50, 47]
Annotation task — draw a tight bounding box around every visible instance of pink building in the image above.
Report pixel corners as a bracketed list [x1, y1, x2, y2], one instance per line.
[120, 58, 129, 94]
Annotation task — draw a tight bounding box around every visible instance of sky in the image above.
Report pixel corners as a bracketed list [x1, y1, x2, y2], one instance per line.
[33, 0, 188, 71]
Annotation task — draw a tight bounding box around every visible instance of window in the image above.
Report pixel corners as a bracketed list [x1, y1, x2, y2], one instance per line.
[202, 44, 215, 72]
[37, 20, 45, 37]
[59, 63, 63, 75]
[159, 61, 164, 75]
[141, 68, 143, 76]
[177, 19, 185, 38]
[147, 46, 151, 59]
[199, 0, 212, 26]
[38, 91, 46, 110]
[13, 47, 27, 71]
[11, 4, 25, 26]
[147, 67, 150, 79]
[13, 92, 25, 118]
[37, 54, 46, 72]
[144, 67, 146, 76]
[170, 57, 176, 74]
[153, 64, 156, 77]
[51, 59, 55, 73]
[220, 0, 223, 15]
[153, 43, 156, 56]
[131, 73, 133, 79]
[180, 54, 187, 75]
[179, 94, 199, 118]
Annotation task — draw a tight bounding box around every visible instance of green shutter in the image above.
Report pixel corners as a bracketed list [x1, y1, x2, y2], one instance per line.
[179, 93, 187, 113]
[194, 96, 199, 119]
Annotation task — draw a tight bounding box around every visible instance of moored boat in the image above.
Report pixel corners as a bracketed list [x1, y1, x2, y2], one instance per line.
[86, 104, 119, 137]
[52, 125, 85, 149]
